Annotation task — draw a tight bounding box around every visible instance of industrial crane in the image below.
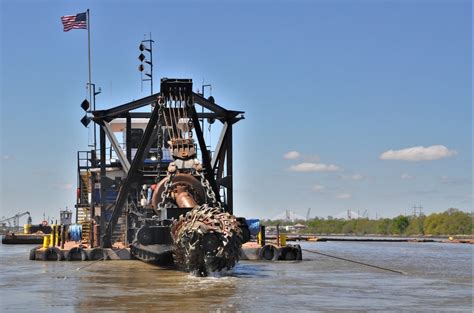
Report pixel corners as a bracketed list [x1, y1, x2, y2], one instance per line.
[0, 211, 32, 227]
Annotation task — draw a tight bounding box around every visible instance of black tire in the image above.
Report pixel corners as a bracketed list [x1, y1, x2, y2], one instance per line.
[66, 247, 88, 261]
[136, 226, 153, 246]
[88, 248, 108, 261]
[280, 246, 297, 260]
[258, 244, 279, 261]
[29, 247, 37, 260]
[42, 247, 64, 261]
[294, 244, 303, 260]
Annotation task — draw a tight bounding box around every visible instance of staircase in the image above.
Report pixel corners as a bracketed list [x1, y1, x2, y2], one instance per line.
[79, 172, 91, 205]
[76, 207, 91, 243]
[111, 209, 127, 244]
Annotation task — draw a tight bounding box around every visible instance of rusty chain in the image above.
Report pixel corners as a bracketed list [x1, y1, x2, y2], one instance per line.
[194, 163, 221, 210]
[158, 163, 177, 212]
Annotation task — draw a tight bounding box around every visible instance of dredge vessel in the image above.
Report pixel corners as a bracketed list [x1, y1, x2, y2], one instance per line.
[76, 78, 250, 275]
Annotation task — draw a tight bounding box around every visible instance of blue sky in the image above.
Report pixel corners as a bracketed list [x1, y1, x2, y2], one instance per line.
[0, 0, 471, 223]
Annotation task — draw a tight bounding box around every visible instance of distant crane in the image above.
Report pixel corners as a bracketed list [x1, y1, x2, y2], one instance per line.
[0, 211, 31, 227]
[306, 208, 312, 220]
[362, 209, 368, 219]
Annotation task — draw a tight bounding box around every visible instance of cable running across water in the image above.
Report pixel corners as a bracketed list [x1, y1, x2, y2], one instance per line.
[302, 248, 406, 275]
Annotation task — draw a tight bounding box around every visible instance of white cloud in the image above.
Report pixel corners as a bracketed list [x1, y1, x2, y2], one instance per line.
[312, 184, 326, 192]
[289, 162, 340, 172]
[2, 154, 13, 160]
[379, 145, 457, 161]
[401, 173, 414, 180]
[336, 193, 352, 199]
[283, 151, 301, 160]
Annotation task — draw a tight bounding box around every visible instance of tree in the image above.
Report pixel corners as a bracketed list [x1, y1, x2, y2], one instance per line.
[392, 215, 410, 234]
[424, 212, 448, 235]
[405, 216, 425, 235]
[376, 218, 392, 235]
[444, 208, 472, 235]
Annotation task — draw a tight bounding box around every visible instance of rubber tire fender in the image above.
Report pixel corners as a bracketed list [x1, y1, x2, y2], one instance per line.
[258, 244, 279, 261]
[87, 248, 109, 261]
[29, 247, 37, 260]
[42, 247, 64, 261]
[66, 247, 88, 261]
[293, 244, 303, 260]
[280, 246, 297, 260]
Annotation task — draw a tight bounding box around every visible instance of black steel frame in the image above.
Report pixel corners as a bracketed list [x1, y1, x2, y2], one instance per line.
[91, 83, 244, 248]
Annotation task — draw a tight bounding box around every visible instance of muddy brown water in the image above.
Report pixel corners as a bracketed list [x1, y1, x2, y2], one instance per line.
[1, 240, 472, 312]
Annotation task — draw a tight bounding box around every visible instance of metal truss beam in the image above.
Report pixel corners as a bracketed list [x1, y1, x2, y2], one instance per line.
[189, 105, 220, 198]
[93, 93, 159, 121]
[211, 122, 228, 170]
[102, 122, 131, 173]
[101, 101, 160, 248]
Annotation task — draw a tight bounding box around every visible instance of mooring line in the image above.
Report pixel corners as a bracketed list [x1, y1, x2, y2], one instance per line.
[302, 249, 406, 275]
[74, 255, 107, 271]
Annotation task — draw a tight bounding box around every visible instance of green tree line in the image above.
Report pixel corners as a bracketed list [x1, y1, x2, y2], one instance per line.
[263, 208, 473, 236]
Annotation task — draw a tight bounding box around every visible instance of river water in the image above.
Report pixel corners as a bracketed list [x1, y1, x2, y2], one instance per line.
[0, 241, 472, 312]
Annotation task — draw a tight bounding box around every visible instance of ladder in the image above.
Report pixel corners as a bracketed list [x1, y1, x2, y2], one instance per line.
[76, 207, 91, 243]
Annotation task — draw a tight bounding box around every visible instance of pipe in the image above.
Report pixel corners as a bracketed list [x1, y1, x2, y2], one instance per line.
[174, 185, 197, 208]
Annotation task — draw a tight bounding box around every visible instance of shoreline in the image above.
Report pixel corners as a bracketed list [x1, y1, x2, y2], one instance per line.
[265, 234, 474, 243]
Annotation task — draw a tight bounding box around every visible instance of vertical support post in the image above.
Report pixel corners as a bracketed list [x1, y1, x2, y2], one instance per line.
[126, 114, 132, 162]
[92, 84, 97, 152]
[76, 151, 80, 224]
[276, 224, 280, 246]
[89, 173, 94, 248]
[101, 102, 160, 248]
[99, 126, 106, 247]
[190, 107, 219, 197]
[60, 225, 65, 249]
[90, 150, 96, 247]
[149, 32, 153, 95]
[86, 9, 94, 150]
[226, 124, 233, 214]
[87, 9, 91, 91]
[259, 225, 266, 246]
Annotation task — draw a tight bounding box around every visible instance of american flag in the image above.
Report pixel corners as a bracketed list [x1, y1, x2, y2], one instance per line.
[61, 12, 87, 32]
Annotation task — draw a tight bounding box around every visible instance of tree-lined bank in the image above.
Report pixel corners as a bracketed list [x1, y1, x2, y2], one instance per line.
[263, 208, 472, 236]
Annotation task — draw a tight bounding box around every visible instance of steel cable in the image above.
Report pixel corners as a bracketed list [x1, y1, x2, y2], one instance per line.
[302, 248, 406, 275]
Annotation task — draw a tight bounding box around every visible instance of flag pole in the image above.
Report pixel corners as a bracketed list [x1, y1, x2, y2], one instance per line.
[86, 9, 96, 151]
[87, 9, 91, 89]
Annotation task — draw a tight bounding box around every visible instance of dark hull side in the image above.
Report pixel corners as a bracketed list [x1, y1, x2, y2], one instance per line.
[2, 234, 44, 244]
[130, 243, 175, 266]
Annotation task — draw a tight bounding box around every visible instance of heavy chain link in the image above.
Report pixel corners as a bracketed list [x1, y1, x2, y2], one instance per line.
[156, 100, 164, 169]
[158, 170, 176, 211]
[195, 165, 221, 210]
